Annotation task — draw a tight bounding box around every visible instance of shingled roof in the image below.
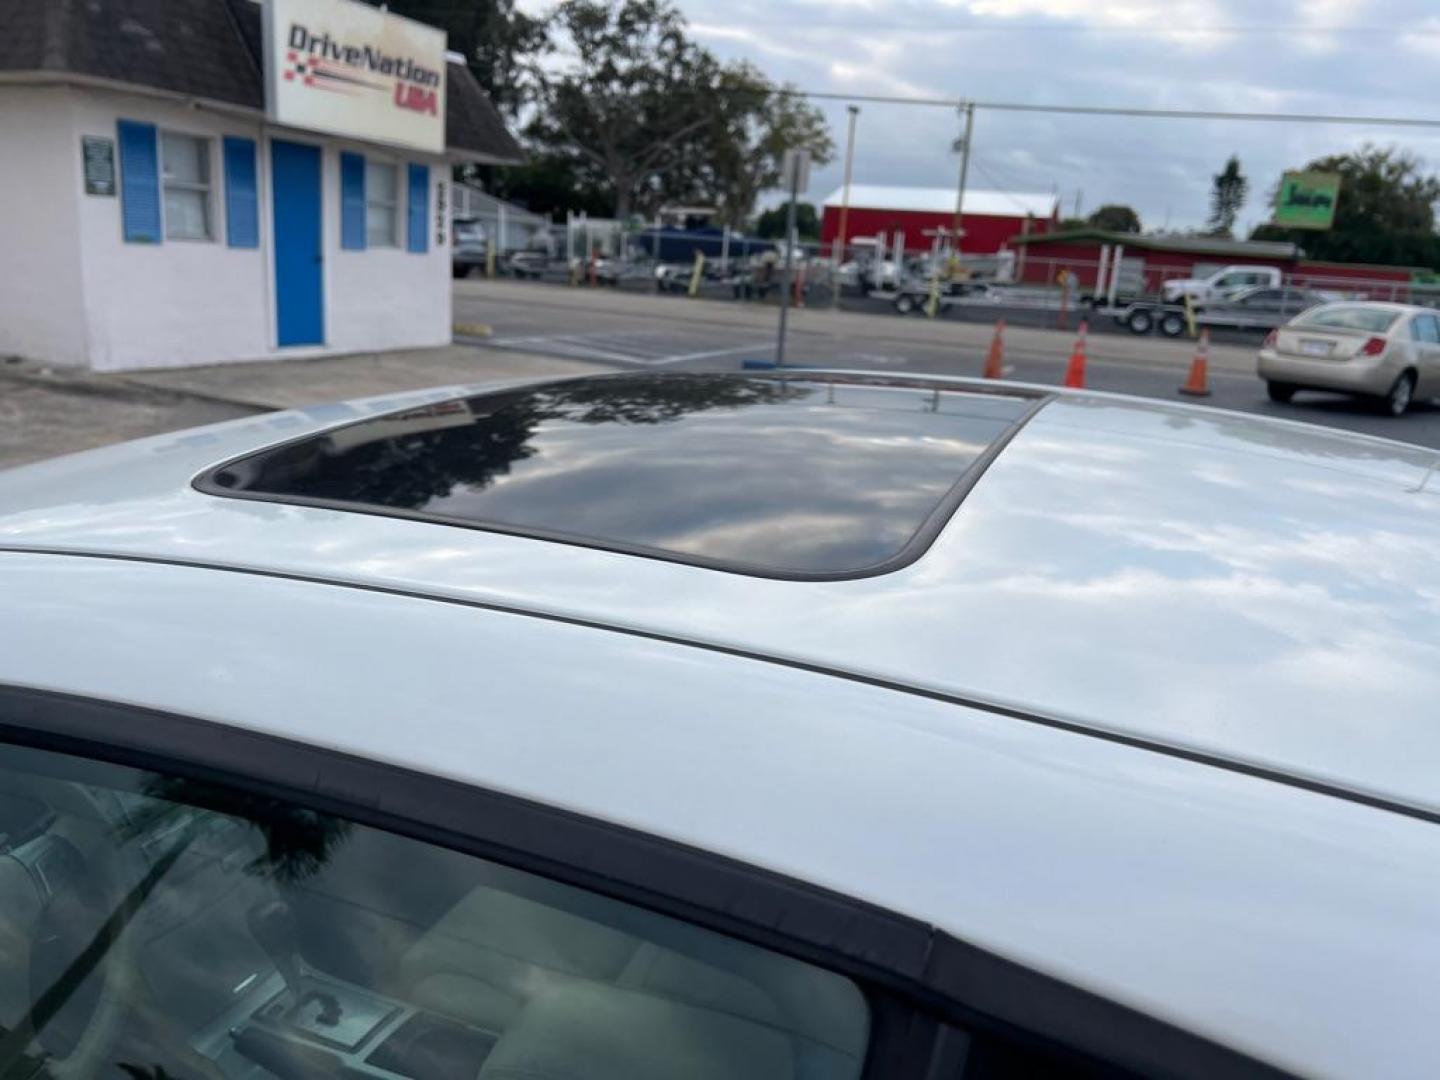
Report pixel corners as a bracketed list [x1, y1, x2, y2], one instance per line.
[0, 0, 523, 163]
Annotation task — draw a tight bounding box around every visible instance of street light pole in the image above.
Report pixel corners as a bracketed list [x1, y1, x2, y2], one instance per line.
[832, 105, 860, 309]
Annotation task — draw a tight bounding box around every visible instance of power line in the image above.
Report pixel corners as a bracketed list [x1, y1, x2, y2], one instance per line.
[719, 23, 1440, 36]
[523, 74, 1440, 130]
[774, 89, 1440, 129]
[967, 157, 1046, 213]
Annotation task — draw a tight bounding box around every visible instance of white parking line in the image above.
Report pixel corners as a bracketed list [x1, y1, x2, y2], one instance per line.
[489, 336, 648, 365]
[485, 333, 771, 367]
[635, 342, 774, 366]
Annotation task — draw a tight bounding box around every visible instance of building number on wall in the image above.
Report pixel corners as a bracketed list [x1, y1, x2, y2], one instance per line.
[435, 180, 447, 246]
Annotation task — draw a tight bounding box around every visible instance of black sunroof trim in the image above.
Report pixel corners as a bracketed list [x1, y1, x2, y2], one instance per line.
[192, 374, 1053, 583]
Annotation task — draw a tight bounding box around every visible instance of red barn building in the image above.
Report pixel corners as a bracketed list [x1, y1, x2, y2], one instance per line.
[821, 185, 1059, 255]
[1008, 229, 1420, 299]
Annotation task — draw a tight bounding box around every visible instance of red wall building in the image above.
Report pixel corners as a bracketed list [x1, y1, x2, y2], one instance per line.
[821, 185, 1059, 255]
[1010, 230, 1418, 298]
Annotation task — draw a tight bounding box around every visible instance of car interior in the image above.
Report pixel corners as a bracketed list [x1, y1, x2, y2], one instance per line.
[0, 745, 870, 1080]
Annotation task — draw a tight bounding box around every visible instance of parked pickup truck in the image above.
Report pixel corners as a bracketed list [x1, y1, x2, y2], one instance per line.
[1162, 265, 1283, 304]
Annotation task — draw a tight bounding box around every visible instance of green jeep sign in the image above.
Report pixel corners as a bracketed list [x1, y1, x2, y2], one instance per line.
[1274, 171, 1341, 230]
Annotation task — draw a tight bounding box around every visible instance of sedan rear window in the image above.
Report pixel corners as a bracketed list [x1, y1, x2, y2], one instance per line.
[0, 741, 870, 1080]
[199, 374, 1038, 578]
[1291, 305, 1401, 333]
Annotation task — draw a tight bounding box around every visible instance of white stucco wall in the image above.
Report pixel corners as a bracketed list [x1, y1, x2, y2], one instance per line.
[325, 145, 452, 355]
[0, 87, 88, 366]
[64, 86, 451, 371]
[71, 91, 271, 371]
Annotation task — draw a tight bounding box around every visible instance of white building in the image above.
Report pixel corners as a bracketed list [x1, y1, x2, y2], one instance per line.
[452, 184, 551, 252]
[0, 0, 521, 372]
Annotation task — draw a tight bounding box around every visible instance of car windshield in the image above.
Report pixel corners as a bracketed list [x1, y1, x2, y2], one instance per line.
[1291, 306, 1401, 333]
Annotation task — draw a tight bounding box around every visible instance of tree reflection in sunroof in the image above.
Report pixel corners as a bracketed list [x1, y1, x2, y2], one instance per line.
[207, 375, 1034, 576]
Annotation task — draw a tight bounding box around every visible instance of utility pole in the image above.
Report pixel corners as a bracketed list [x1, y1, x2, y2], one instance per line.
[932, 100, 975, 317]
[950, 101, 975, 259]
[832, 105, 860, 310]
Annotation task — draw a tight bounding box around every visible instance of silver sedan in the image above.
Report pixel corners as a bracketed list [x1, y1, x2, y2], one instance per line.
[1258, 301, 1440, 415]
[4, 372, 1440, 1078]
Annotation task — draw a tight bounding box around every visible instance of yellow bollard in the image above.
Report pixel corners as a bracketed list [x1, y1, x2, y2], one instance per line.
[1184, 294, 1198, 339]
[485, 244, 497, 280]
[688, 252, 705, 297]
[925, 271, 942, 318]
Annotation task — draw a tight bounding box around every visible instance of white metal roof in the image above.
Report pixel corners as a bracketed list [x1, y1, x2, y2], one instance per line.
[821, 184, 1058, 218]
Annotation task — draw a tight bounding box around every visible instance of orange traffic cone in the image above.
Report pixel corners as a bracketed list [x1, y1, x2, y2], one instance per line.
[1179, 329, 1212, 397]
[1063, 320, 1088, 389]
[983, 320, 1006, 379]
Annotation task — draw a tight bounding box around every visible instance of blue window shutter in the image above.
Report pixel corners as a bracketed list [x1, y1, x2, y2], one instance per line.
[117, 120, 161, 243]
[223, 137, 258, 248]
[340, 152, 366, 250]
[407, 163, 429, 253]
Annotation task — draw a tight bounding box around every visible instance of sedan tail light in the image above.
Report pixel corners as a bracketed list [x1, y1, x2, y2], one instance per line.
[1262, 329, 1278, 348]
[1360, 336, 1388, 356]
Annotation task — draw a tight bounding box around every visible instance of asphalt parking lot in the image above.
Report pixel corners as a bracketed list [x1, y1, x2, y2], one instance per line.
[475, 267, 1269, 347]
[7, 280, 1439, 470]
[456, 279, 1440, 448]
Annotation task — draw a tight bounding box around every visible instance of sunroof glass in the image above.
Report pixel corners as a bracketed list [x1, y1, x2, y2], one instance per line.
[200, 375, 1039, 577]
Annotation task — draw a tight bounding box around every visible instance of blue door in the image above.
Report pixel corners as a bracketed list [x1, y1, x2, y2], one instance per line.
[271, 140, 324, 346]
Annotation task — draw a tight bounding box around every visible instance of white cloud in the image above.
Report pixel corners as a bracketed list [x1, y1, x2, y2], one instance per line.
[585, 0, 1440, 228]
[826, 60, 940, 101]
[953, 0, 1209, 20]
[690, 23, 811, 61]
[1293, 0, 1373, 53]
[937, 0, 1236, 47]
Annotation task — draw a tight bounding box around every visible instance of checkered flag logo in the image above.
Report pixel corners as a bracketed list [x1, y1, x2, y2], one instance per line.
[282, 51, 316, 86]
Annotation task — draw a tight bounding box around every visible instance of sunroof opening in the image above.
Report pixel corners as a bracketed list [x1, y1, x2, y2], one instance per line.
[198, 374, 1041, 578]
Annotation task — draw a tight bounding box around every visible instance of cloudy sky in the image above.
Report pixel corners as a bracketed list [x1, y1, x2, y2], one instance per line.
[527, 0, 1440, 231]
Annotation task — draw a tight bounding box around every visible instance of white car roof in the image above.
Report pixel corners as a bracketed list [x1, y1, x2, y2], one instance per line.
[3, 373, 1440, 1076]
[3, 373, 1438, 817]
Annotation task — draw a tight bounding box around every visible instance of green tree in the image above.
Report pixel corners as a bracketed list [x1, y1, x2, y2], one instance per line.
[1207, 156, 1248, 237]
[527, 1, 832, 221]
[670, 63, 832, 227]
[1251, 145, 1440, 266]
[487, 152, 614, 221]
[1086, 204, 1142, 233]
[526, 0, 727, 220]
[754, 202, 819, 239]
[360, 0, 548, 119]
